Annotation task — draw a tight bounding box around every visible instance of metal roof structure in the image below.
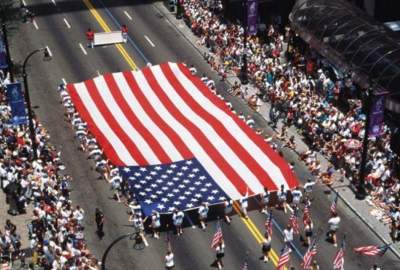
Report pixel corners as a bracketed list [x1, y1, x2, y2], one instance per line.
[289, 0, 400, 94]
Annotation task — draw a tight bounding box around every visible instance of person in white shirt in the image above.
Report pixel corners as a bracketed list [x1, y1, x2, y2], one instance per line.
[327, 212, 341, 247]
[291, 187, 302, 208]
[277, 185, 288, 213]
[240, 194, 249, 218]
[198, 202, 209, 230]
[172, 209, 184, 236]
[165, 250, 174, 269]
[223, 198, 232, 224]
[260, 187, 270, 214]
[303, 178, 316, 201]
[283, 225, 293, 247]
[151, 210, 161, 239]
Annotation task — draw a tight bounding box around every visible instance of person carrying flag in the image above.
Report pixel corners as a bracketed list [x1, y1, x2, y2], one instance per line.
[172, 208, 184, 236]
[198, 202, 209, 230]
[264, 211, 273, 237]
[260, 231, 272, 263]
[214, 239, 225, 269]
[302, 239, 317, 269]
[283, 224, 294, 247]
[327, 212, 341, 247]
[222, 198, 232, 224]
[121, 24, 128, 43]
[303, 218, 314, 247]
[289, 209, 300, 235]
[151, 210, 161, 239]
[330, 191, 339, 214]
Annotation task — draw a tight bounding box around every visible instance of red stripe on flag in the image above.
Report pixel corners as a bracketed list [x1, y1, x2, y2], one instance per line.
[142, 67, 249, 195]
[177, 63, 298, 190]
[83, 79, 147, 164]
[103, 73, 172, 164]
[122, 71, 194, 160]
[67, 83, 124, 165]
[161, 64, 279, 191]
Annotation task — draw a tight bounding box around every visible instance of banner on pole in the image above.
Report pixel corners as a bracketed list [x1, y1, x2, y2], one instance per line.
[368, 91, 386, 138]
[6, 83, 27, 125]
[0, 33, 8, 69]
[247, 0, 258, 36]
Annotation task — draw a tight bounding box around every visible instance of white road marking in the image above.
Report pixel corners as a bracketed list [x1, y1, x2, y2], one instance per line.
[144, 35, 155, 47]
[63, 18, 71, 29]
[79, 43, 87, 55]
[124, 10, 132, 21]
[33, 19, 39, 30]
[96, 70, 101, 76]
[22, 0, 27, 6]
[62, 78, 67, 85]
[45, 46, 53, 57]
[51, 0, 56, 5]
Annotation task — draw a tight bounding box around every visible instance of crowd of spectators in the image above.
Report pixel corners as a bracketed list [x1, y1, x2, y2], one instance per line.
[181, 0, 400, 240]
[0, 71, 99, 269]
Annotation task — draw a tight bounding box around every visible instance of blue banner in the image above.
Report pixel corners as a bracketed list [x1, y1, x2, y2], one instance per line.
[6, 83, 27, 125]
[247, 0, 258, 36]
[0, 33, 8, 69]
[368, 92, 386, 138]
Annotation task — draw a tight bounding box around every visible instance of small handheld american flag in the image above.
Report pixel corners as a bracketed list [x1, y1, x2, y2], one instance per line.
[354, 244, 390, 257]
[211, 220, 223, 249]
[333, 237, 345, 270]
[330, 192, 339, 214]
[277, 246, 292, 270]
[302, 240, 317, 269]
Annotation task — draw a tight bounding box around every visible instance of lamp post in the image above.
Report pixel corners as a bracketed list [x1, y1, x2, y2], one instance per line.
[355, 89, 372, 200]
[240, 0, 249, 85]
[22, 47, 51, 160]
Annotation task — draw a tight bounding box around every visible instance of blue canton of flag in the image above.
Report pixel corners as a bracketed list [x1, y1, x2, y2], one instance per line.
[119, 158, 229, 216]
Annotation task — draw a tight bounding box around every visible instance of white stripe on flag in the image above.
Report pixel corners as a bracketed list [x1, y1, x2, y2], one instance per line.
[112, 72, 184, 162]
[93, 76, 160, 164]
[132, 70, 242, 199]
[73, 82, 137, 165]
[152, 65, 265, 193]
[169, 63, 289, 190]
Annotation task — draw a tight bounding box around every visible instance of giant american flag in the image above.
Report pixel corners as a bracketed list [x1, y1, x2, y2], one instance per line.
[67, 63, 298, 215]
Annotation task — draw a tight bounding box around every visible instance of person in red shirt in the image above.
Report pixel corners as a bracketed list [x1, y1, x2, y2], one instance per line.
[121, 24, 128, 43]
[86, 28, 94, 48]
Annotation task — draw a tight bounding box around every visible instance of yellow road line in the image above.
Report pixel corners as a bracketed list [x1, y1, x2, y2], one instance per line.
[82, 0, 286, 267]
[82, 0, 138, 71]
[233, 202, 287, 268]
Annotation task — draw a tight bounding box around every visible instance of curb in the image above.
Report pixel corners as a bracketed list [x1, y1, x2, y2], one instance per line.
[154, 2, 400, 260]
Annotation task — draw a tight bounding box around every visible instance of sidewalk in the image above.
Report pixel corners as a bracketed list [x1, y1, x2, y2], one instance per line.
[154, 1, 400, 258]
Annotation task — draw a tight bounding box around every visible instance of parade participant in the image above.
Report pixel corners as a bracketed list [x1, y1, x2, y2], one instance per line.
[283, 224, 294, 247]
[172, 209, 184, 236]
[130, 214, 149, 247]
[121, 24, 128, 43]
[260, 231, 272, 263]
[240, 191, 249, 218]
[165, 250, 175, 270]
[291, 186, 302, 208]
[327, 212, 341, 247]
[260, 187, 270, 214]
[222, 198, 232, 224]
[303, 218, 313, 247]
[277, 185, 288, 213]
[303, 178, 316, 201]
[215, 239, 225, 269]
[198, 202, 209, 230]
[86, 28, 94, 48]
[189, 64, 197, 75]
[151, 210, 161, 239]
[95, 208, 104, 239]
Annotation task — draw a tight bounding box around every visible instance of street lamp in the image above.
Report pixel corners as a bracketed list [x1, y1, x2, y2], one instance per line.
[22, 47, 52, 160]
[239, 1, 249, 85]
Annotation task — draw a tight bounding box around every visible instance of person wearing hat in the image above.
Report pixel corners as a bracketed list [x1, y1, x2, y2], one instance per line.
[198, 202, 209, 230]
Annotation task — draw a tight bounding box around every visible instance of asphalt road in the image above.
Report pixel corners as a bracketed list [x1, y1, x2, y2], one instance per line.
[9, 0, 399, 269]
